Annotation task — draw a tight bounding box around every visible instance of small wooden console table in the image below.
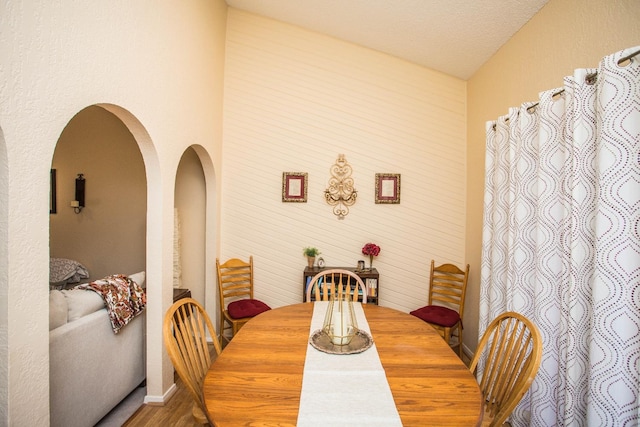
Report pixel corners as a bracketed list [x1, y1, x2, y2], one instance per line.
[303, 266, 379, 305]
[172, 288, 191, 303]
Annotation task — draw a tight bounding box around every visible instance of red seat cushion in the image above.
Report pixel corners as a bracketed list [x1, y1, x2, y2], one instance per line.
[410, 305, 460, 327]
[227, 299, 271, 319]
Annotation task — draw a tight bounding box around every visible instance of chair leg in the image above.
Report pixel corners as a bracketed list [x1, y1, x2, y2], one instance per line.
[443, 326, 463, 359]
[443, 327, 451, 348]
[433, 323, 464, 359]
[232, 319, 249, 338]
[219, 314, 226, 347]
[220, 315, 233, 347]
[232, 322, 239, 337]
[192, 402, 210, 425]
[443, 327, 458, 356]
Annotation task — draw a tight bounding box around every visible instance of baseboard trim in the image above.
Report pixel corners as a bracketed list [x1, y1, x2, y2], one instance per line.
[462, 343, 473, 366]
[143, 383, 177, 406]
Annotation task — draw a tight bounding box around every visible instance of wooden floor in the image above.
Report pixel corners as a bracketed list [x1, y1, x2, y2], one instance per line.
[124, 344, 219, 427]
[123, 375, 204, 427]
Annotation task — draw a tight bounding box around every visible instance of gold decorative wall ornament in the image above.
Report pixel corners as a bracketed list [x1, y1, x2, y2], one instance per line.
[324, 154, 357, 219]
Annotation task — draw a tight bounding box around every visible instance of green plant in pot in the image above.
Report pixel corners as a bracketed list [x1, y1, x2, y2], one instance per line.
[303, 247, 321, 268]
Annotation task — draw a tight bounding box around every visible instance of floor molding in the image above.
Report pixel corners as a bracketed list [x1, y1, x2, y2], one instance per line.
[144, 383, 177, 406]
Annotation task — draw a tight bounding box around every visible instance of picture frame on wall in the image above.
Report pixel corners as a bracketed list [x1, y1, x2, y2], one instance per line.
[375, 173, 400, 204]
[50, 169, 57, 214]
[282, 172, 308, 202]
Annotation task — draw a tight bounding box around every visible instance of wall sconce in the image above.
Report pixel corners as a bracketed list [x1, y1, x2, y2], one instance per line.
[71, 173, 85, 214]
[324, 154, 357, 220]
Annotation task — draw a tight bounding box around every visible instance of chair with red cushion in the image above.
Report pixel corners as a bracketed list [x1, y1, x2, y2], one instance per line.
[410, 260, 469, 358]
[216, 256, 271, 346]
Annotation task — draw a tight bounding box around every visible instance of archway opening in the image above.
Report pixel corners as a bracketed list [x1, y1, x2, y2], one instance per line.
[50, 105, 146, 278]
[174, 147, 206, 303]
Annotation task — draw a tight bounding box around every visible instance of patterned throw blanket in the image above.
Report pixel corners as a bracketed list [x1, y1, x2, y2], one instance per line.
[79, 274, 146, 334]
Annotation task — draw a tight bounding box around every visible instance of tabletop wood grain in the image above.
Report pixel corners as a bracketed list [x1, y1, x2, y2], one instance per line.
[203, 303, 482, 426]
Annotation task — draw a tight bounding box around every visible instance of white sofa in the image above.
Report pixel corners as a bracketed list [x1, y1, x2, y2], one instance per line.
[49, 272, 146, 427]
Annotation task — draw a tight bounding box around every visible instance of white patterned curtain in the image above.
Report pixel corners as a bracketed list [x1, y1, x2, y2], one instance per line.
[480, 46, 640, 426]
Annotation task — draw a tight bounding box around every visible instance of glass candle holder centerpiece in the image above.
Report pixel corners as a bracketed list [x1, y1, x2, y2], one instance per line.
[322, 291, 358, 346]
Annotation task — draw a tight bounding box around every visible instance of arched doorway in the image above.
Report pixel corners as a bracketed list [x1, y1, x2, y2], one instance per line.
[50, 106, 146, 276]
[48, 103, 177, 408]
[175, 147, 206, 302]
[175, 145, 218, 329]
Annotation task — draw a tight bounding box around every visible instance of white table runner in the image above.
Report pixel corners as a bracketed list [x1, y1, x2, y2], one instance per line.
[296, 302, 403, 426]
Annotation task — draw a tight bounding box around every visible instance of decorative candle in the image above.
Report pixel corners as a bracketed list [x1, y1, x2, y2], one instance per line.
[332, 311, 344, 345]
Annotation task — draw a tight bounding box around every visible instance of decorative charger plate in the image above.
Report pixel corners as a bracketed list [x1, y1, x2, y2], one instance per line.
[309, 329, 374, 355]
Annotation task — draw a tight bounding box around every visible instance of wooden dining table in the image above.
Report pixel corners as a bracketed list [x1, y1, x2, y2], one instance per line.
[203, 303, 483, 426]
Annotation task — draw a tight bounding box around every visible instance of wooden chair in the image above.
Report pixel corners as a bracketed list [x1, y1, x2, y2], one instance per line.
[469, 311, 543, 427]
[306, 269, 367, 304]
[410, 260, 469, 357]
[163, 297, 222, 425]
[216, 256, 271, 345]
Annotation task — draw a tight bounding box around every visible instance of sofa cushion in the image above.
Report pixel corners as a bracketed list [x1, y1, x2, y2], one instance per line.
[49, 290, 68, 330]
[128, 271, 146, 288]
[61, 288, 105, 322]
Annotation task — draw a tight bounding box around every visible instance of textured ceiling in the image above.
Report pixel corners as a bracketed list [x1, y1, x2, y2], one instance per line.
[225, 0, 549, 80]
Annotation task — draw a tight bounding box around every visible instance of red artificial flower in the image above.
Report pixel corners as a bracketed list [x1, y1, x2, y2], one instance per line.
[362, 243, 381, 257]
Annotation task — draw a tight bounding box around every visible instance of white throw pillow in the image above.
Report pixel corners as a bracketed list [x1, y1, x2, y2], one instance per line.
[49, 290, 68, 330]
[61, 288, 105, 322]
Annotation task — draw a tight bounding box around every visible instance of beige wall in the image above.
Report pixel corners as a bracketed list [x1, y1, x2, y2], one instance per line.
[0, 1, 227, 423]
[51, 106, 146, 280]
[465, 0, 640, 352]
[222, 10, 468, 314]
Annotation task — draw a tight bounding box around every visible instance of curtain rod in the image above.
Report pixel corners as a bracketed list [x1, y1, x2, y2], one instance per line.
[492, 49, 640, 128]
[620, 48, 640, 64]
[525, 49, 640, 114]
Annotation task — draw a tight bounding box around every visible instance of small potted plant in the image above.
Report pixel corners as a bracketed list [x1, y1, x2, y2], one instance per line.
[303, 247, 321, 268]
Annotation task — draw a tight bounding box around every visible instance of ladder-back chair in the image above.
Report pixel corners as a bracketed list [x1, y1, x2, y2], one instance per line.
[410, 260, 469, 357]
[216, 256, 271, 345]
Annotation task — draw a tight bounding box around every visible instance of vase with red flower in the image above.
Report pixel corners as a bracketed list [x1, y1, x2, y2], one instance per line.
[361, 243, 380, 270]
